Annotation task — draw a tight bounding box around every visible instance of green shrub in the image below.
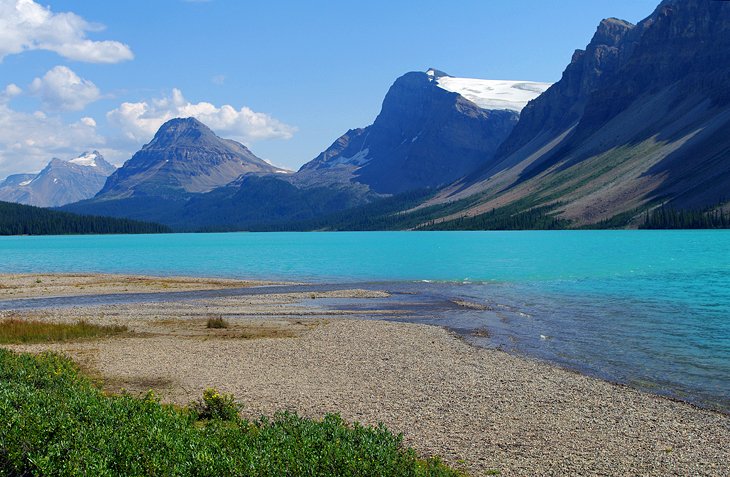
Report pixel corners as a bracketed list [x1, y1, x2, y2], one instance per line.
[0, 349, 464, 476]
[193, 387, 241, 421]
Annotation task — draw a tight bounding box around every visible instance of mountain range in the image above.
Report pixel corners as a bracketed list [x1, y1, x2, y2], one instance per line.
[0, 152, 115, 208]
[36, 0, 730, 230]
[63, 70, 548, 229]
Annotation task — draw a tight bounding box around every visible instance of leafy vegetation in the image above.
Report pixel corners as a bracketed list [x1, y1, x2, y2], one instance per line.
[193, 387, 242, 421]
[0, 349, 464, 476]
[0, 200, 169, 235]
[0, 319, 127, 344]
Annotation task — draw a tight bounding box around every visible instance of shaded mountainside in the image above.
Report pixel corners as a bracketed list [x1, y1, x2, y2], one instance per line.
[415, 0, 730, 228]
[0, 152, 115, 208]
[67, 175, 368, 232]
[0, 201, 169, 235]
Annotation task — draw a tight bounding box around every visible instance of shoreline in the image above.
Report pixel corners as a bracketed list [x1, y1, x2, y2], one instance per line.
[1, 273, 729, 475]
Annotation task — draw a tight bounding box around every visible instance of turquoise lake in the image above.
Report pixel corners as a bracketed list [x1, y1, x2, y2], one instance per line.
[1, 230, 728, 412]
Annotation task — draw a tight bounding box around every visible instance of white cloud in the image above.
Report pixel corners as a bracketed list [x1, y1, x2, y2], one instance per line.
[4, 84, 22, 98]
[106, 88, 297, 144]
[0, 92, 105, 177]
[211, 74, 226, 85]
[29, 66, 101, 111]
[0, 0, 133, 63]
[80, 116, 97, 127]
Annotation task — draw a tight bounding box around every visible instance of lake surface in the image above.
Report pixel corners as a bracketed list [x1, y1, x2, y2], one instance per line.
[1, 231, 728, 412]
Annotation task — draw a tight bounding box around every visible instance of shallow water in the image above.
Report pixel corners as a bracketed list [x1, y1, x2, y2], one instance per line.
[1, 231, 728, 412]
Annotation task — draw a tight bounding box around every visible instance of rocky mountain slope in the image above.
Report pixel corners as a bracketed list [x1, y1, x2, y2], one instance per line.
[296, 69, 549, 195]
[417, 0, 730, 227]
[0, 152, 116, 207]
[97, 117, 287, 199]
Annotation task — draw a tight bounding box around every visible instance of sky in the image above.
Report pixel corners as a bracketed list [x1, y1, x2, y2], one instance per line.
[0, 0, 660, 178]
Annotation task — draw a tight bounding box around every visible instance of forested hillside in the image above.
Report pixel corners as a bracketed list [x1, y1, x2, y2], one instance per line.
[0, 201, 170, 235]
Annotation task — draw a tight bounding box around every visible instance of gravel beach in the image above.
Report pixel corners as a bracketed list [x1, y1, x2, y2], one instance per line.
[2, 274, 728, 476]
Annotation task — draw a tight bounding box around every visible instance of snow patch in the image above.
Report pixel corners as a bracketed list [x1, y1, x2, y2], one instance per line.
[68, 151, 98, 167]
[19, 180, 32, 186]
[53, 178, 59, 184]
[434, 75, 551, 112]
[329, 148, 371, 167]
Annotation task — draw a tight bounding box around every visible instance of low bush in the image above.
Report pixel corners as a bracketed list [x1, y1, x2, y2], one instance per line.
[193, 387, 242, 421]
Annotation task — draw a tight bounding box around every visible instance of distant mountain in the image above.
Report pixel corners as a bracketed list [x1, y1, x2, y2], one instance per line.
[0, 200, 169, 235]
[0, 151, 116, 207]
[97, 117, 287, 200]
[295, 69, 550, 195]
[404, 0, 730, 228]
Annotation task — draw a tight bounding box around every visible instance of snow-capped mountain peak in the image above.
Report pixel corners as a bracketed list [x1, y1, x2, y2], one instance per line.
[428, 70, 551, 112]
[68, 151, 100, 167]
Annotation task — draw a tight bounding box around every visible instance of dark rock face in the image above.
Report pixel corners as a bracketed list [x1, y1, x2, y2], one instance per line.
[0, 152, 115, 207]
[452, 0, 730, 222]
[298, 71, 519, 194]
[492, 18, 638, 167]
[97, 117, 284, 199]
[577, 0, 730, 136]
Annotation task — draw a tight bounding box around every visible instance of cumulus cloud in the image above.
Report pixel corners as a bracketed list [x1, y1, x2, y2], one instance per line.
[29, 66, 101, 111]
[0, 88, 105, 177]
[106, 88, 297, 144]
[0, 0, 133, 63]
[3, 84, 22, 98]
[80, 117, 97, 127]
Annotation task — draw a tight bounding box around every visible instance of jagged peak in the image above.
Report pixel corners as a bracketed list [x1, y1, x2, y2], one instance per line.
[590, 17, 636, 47]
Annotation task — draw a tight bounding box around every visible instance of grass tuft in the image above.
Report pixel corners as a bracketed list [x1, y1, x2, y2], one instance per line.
[206, 316, 228, 329]
[0, 318, 127, 344]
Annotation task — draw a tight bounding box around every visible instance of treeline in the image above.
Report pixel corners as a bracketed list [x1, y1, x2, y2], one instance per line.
[421, 203, 569, 231]
[640, 206, 730, 229]
[0, 201, 170, 235]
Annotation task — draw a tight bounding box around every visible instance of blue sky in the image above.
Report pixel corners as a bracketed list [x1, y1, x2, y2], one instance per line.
[0, 0, 659, 177]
